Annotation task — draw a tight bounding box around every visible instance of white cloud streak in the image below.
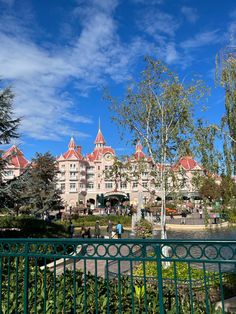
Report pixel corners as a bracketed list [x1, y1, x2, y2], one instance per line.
[0, 0, 147, 141]
[180, 30, 221, 49]
[0, 0, 227, 144]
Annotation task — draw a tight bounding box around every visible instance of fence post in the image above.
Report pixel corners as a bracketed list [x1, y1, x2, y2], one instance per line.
[23, 242, 29, 314]
[156, 244, 164, 314]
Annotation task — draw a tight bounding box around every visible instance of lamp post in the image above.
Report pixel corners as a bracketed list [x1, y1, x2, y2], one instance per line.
[69, 205, 72, 218]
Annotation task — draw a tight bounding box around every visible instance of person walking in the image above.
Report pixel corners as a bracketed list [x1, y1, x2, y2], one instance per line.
[181, 211, 187, 224]
[199, 207, 203, 219]
[107, 220, 113, 238]
[94, 221, 101, 238]
[80, 226, 86, 238]
[116, 221, 124, 239]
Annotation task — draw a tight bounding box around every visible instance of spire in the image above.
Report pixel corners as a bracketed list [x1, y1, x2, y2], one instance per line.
[68, 136, 76, 150]
[134, 141, 145, 160]
[135, 141, 143, 152]
[94, 120, 105, 147]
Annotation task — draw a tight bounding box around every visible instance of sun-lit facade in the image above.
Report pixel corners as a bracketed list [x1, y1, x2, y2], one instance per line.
[2, 145, 29, 182]
[56, 128, 204, 208]
[2, 128, 205, 208]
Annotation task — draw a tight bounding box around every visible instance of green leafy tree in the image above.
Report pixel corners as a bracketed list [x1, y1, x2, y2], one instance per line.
[104, 156, 132, 192]
[107, 57, 209, 239]
[0, 85, 20, 182]
[0, 169, 31, 213]
[194, 119, 222, 174]
[27, 152, 62, 215]
[216, 47, 236, 175]
[219, 175, 236, 206]
[199, 176, 221, 202]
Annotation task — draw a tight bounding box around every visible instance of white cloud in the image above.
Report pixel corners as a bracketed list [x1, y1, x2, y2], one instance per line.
[0, 0, 148, 141]
[142, 10, 180, 37]
[181, 6, 198, 23]
[180, 30, 221, 49]
[165, 43, 179, 63]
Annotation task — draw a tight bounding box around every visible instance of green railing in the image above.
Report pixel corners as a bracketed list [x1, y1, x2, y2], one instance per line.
[0, 238, 235, 313]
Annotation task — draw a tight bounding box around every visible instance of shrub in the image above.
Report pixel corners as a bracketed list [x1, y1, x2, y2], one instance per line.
[68, 214, 131, 228]
[134, 218, 153, 238]
[0, 215, 67, 238]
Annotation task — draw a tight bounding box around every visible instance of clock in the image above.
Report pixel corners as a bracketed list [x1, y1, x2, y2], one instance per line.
[104, 153, 112, 161]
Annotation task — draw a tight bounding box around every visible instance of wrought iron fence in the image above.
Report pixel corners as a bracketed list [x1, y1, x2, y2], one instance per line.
[0, 238, 235, 313]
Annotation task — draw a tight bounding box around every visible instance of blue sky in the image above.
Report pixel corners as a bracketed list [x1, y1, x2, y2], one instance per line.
[0, 0, 235, 160]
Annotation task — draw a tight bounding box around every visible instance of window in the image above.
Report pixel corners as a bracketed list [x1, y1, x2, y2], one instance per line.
[70, 172, 77, 179]
[98, 183, 100, 189]
[120, 182, 127, 189]
[132, 182, 138, 188]
[142, 182, 148, 188]
[70, 183, 77, 192]
[80, 183, 85, 189]
[6, 170, 13, 176]
[60, 165, 65, 172]
[87, 183, 94, 189]
[87, 166, 94, 172]
[105, 182, 113, 189]
[61, 183, 65, 193]
[70, 163, 77, 170]
[98, 166, 100, 170]
[87, 174, 94, 180]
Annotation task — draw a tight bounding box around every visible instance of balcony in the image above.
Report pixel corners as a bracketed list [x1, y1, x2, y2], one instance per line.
[0, 238, 235, 313]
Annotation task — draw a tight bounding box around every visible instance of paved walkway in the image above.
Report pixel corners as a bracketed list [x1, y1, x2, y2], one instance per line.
[61, 244, 132, 278]
[166, 212, 206, 225]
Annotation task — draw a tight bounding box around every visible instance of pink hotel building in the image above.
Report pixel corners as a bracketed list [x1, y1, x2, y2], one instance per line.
[3, 127, 204, 209]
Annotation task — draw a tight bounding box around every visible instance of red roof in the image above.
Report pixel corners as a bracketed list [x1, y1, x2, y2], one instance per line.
[94, 129, 106, 145]
[3, 145, 29, 168]
[87, 147, 115, 161]
[173, 156, 202, 171]
[63, 137, 83, 160]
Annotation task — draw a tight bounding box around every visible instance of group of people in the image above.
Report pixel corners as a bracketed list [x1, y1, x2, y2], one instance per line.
[94, 220, 124, 239]
[68, 220, 124, 239]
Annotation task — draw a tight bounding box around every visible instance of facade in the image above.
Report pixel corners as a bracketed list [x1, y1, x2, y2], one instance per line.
[2, 145, 29, 182]
[2, 128, 205, 209]
[56, 128, 204, 208]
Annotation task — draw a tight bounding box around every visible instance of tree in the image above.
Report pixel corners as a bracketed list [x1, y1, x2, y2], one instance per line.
[216, 47, 236, 175]
[219, 175, 236, 206]
[27, 152, 62, 215]
[0, 169, 31, 213]
[0, 85, 20, 182]
[0, 85, 20, 144]
[199, 176, 221, 202]
[107, 58, 208, 239]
